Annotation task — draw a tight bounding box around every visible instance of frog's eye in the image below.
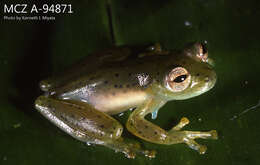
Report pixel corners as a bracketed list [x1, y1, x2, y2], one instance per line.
[165, 67, 191, 92]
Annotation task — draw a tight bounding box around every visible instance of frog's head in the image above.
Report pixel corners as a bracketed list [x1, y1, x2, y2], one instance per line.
[158, 43, 216, 100]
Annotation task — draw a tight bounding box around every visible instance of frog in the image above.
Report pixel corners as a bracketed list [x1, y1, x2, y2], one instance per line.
[35, 42, 217, 159]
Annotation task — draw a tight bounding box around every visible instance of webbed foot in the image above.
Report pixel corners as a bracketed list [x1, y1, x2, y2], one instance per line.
[106, 139, 156, 159]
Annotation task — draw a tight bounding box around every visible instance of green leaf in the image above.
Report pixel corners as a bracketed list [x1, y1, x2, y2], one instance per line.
[1, 0, 260, 164]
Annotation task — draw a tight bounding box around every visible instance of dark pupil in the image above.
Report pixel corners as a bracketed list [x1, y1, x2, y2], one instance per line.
[173, 75, 187, 83]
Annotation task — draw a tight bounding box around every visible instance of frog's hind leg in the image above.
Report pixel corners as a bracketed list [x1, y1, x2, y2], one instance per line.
[35, 96, 155, 159]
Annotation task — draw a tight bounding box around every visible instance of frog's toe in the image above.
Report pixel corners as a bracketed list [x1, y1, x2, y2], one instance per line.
[184, 138, 207, 154]
[127, 149, 156, 159]
[180, 117, 190, 125]
[171, 117, 190, 131]
[198, 145, 207, 154]
[209, 130, 218, 140]
[144, 149, 156, 158]
[124, 150, 136, 159]
[128, 144, 156, 159]
[184, 130, 218, 140]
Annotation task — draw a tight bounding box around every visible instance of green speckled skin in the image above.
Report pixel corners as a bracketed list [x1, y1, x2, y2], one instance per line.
[35, 43, 217, 159]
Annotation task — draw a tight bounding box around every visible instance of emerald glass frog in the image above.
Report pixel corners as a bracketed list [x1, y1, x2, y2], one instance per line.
[35, 43, 217, 159]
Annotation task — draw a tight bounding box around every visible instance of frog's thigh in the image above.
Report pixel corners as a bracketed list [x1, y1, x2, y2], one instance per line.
[35, 96, 123, 143]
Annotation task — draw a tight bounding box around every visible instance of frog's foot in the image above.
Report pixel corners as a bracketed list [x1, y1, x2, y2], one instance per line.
[105, 138, 156, 159]
[126, 142, 156, 159]
[169, 117, 218, 154]
[181, 130, 217, 154]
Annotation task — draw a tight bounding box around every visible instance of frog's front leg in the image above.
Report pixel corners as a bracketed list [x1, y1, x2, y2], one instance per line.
[126, 98, 218, 154]
[35, 96, 155, 159]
